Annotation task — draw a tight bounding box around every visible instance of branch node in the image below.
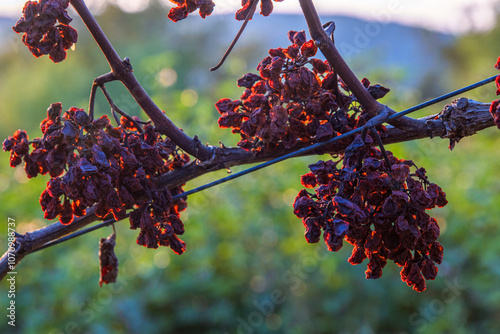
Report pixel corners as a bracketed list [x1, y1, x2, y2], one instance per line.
[438, 98, 481, 150]
[425, 119, 438, 138]
[114, 58, 133, 80]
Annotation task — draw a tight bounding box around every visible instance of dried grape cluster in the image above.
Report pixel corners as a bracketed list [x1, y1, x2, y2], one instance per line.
[13, 0, 78, 63]
[216, 30, 390, 153]
[217, 30, 447, 291]
[3, 103, 189, 253]
[293, 135, 447, 292]
[167, 0, 283, 22]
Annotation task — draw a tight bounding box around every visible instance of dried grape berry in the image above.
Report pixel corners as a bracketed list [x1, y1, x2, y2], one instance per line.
[3, 103, 190, 253]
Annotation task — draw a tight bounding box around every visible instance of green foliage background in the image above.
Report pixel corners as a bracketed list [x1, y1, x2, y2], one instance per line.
[1, 3, 500, 333]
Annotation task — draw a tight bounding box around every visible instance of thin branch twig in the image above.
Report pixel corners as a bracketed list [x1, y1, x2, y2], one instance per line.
[370, 127, 392, 169]
[89, 72, 116, 120]
[99, 85, 144, 133]
[33, 217, 122, 253]
[210, 0, 259, 71]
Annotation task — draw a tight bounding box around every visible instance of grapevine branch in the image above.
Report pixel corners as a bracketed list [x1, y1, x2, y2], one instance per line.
[0, 93, 495, 280]
[88, 72, 115, 120]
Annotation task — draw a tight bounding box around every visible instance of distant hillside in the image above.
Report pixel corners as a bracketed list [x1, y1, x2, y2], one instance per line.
[0, 11, 454, 93]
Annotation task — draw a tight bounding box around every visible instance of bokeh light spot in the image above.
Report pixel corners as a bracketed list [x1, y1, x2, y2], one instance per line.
[157, 68, 177, 87]
[153, 249, 171, 269]
[180, 89, 198, 107]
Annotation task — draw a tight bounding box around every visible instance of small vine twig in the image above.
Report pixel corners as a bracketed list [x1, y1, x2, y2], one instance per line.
[298, 0, 379, 114]
[89, 72, 116, 120]
[99, 85, 145, 133]
[210, 0, 259, 71]
[370, 127, 392, 169]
